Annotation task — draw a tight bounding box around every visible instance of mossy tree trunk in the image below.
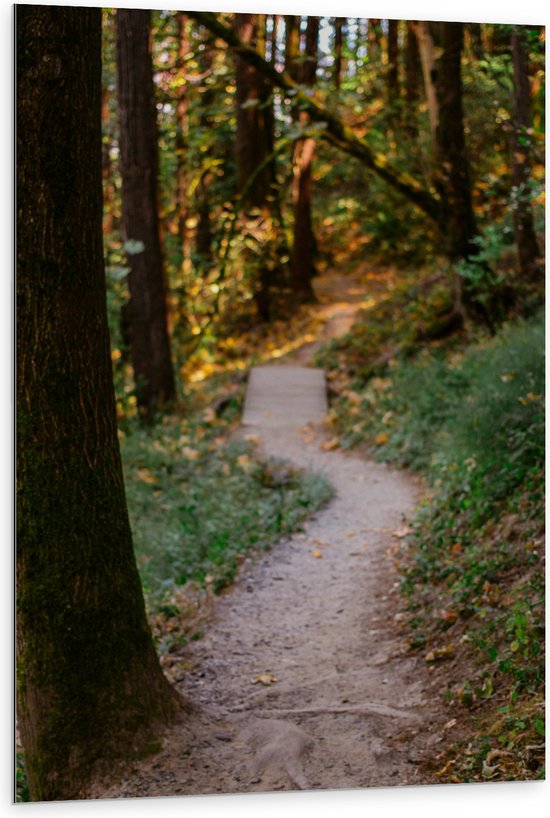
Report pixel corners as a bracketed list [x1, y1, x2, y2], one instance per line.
[116, 8, 176, 422]
[16, 5, 179, 801]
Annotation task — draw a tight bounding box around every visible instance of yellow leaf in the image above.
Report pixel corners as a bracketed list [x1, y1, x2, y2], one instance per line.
[375, 432, 389, 445]
[392, 525, 411, 539]
[311, 549, 323, 558]
[321, 437, 340, 451]
[425, 645, 455, 663]
[236, 454, 252, 472]
[252, 672, 277, 686]
[136, 467, 158, 484]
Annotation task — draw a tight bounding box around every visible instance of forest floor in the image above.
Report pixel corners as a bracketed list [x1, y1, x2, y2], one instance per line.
[89, 264, 470, 800]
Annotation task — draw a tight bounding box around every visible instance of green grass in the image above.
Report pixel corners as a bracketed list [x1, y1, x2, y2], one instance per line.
[318, 301, 545, 781]
[120, 415, 333, 604]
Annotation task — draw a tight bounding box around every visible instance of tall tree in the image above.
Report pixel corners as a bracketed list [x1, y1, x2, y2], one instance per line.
[333, 17, 346, 89]
[233, 12, 279, 319]
[510, 25, 541, 282]
[16, 5, 179, 800]
[116, 8, 175, 421]
[387, 19, 400, 110]
[431, 22, 481, 319]
[175, 11, 190, 248]
[289, 16, 319, 301]
[413, 21, 439, 144]
[234, 13, 274, 207]
[404, 21, 421, 137]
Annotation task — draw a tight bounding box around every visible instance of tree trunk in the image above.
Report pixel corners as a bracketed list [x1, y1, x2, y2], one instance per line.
[289, 16, 319, 301]
[413, 21, 439, 144]
[431, 22, 481, 319]
[387, 19, 400, 109]
[404, 21, 421, 137]
[234, 13, 274, 207]
[16, 5, 179, 801]
[116, 8, 175, 422]
[367, 19, 382, 61]
[333, 17, 345, 88]
[433, 23, 477, 261]
[234, 12, 281, 320]
[175, 12, 189, 250]
[511, 25, 541, 282]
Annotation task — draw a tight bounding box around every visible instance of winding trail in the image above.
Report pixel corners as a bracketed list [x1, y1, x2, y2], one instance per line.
[93, 267, 447, 799]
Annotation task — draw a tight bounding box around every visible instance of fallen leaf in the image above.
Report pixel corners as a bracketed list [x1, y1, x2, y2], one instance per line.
[236, 454, 252, 472]
[136, 467, 158, 484]
[375, 432, 389, 445]
[252, 672, 277, 686]
[202, 408, 216, 423]
[345, 530, 357, 538]
[440, 609, 459, 623]
[392, 525, 412, 539]
[311, 549, 323, 558]
[321, 437, 340, 451]
[425, 645, 455, 663]
[443, 718, 457, 731]
[243, 433, 263, 446]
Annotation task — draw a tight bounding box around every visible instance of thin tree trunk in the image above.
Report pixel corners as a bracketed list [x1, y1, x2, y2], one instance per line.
[511, 25, 541, 282]
[175, 12, 189, 250]
[116, 8, 175, 421]
[404, 21, 421, 138]
[234, 13, 274, 207]
[233, 13, 279, 320]
[387, 19, 399, 109]
[432, 22, 480, 318]
[289, 16, 319, 301]
[16, 5, 179, 801]
[367, 18, 382, 61]
[413, 21, 439, 144]
[333, 17, 345, 88]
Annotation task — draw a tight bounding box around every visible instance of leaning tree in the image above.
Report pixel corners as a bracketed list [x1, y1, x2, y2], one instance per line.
[17, 5, 180, 800]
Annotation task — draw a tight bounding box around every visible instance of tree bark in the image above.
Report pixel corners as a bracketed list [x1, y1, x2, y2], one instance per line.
[387, 20, 400, 109]
[234, 12, 282, 320]
[234, 13, 274, 207]
[367, 19, 382, 61]
[511, 25, 541, 282]
[404, 21, 421, 137]
[289, 16, 319, 301]
[16, 5, 179, 801]
[433, 23, 478, 263]
[413, 21, 439, 144]
[175, 12, 190, 249]
[333, 17, 346, 88]
[116, 8, 175, 422]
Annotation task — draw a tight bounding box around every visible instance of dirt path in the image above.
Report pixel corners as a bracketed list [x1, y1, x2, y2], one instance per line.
[91, 267, 449, 799]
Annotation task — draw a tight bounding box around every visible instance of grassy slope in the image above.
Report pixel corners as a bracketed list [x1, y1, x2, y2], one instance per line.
[315, 272, 545, 783]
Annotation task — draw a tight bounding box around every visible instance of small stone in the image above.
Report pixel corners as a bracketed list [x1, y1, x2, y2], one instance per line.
[214, 732, 232, 742]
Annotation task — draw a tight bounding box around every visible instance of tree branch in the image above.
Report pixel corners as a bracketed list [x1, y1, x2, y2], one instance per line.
[189, 10, 441, 223]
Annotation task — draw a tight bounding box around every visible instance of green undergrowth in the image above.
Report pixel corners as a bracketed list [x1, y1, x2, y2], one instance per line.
[120, 412, 333, 607]
[317, 279, 545, 782]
